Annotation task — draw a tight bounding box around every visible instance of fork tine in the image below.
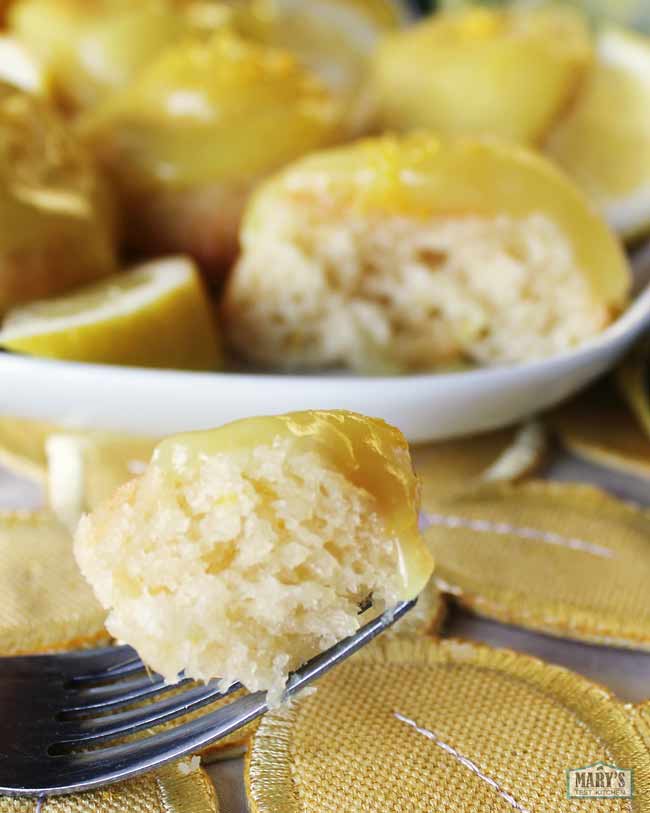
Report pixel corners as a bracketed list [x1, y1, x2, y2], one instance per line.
[56, 645, 136, 672]
[0, 645, 138, 680]
[68, 656, 145, 686]
[61, 676, 194, 715]
[66, 673, 165, 701]
[55, 681, 242, 747]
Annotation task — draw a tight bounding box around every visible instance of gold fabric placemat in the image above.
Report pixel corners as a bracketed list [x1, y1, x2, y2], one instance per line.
[0, 512, 108, 654]
[386, 578, 446, 638]
[0, 416, 156, 526]
[46, 433, 156, 529]
[413, 422, 546, 508]
[0, 416, 55, 483]
[424, 481, 650, 649]
[0, 757, 219, 812]
[246, 637, 650, 811]
[618, 340, 650, 438]
[548, 381, 650, 478]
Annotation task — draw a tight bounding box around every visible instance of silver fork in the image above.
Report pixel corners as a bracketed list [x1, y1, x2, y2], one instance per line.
[0, 599, 415, 796]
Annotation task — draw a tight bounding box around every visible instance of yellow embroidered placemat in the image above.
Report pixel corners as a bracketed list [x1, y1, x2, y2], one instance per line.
[0, 512, 108, 654]
[386, 578, 446, 638]
[423, 481, 650, 649]
[548, 381, 650, 478]
[45, 433, 156, 529]
[0, 417, 157, 527]
[246, 637, 650, 812]
[618, 340, 650, 438]
[413, 422, 546, 508]
[0, 416, 55, 484]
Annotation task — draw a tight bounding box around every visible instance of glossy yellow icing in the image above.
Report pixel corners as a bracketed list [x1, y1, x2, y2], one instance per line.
[154, 410, 433, 600]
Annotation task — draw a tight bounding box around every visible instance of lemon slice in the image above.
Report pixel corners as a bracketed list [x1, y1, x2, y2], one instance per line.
[546, 28, 650, 241]
[0, 257, 222, 370]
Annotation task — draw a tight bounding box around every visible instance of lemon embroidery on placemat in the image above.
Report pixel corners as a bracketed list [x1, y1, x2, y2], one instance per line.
[246, 637, 650, 811]
[423, 481, 650, 649]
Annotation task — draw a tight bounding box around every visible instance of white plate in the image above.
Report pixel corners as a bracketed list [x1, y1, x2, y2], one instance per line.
[2, 273, 650, 443]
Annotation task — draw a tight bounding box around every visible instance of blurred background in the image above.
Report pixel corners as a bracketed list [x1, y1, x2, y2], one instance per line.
[412, 0, 649, 30]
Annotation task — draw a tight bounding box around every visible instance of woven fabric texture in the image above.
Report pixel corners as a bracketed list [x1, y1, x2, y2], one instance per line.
[412, 424, 544, 508]
[0, 417, 54, 483]
[45, 432, 156, 529]
[618, 340, 650, 439]
[0, 512, 107, 654]
[75, 436, 155, 512]
[548, 382, 650, 478]
[247, 638, 650, 812]
[424, 480, 650, 649]
[384, 579, 445, 638]
[0, 759, 219, 812]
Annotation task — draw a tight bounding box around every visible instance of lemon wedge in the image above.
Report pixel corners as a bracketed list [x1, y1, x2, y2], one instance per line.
[546, 28, 650, 241]
[0, 257, 222, 370]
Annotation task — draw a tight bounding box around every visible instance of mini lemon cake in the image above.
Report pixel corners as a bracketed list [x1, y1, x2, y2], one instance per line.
[74, 411, 432, 702]
[371, 5, 592, 145]
[10, 0, 186, 112]
[223, 134, 630, 373]
[0, 82, 116, 315]
[81, 31, 344, 277]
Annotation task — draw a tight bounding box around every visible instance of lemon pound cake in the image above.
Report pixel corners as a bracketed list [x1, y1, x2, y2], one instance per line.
[223, 135, 630, 374]
[74, 411, 433, 703]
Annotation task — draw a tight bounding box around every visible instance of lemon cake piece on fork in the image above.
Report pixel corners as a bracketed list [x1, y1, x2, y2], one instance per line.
[75, 411, 433, 704]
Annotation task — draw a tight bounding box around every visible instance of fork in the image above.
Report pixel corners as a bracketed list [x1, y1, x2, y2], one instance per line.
[0, 598, 415, 796]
